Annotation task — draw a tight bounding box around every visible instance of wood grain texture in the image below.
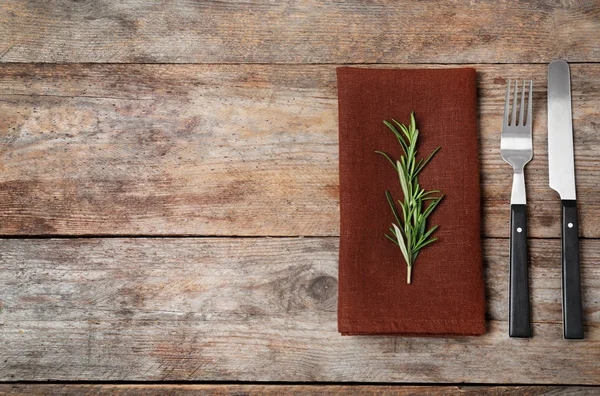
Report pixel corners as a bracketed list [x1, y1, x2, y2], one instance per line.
[0, 1, 599, 64]
[0, 237, 599, 383]
[1, 63, 598, 237]
[0, 384, 598, 396]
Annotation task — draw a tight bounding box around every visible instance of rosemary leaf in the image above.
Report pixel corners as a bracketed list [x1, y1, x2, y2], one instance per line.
[385, 190, 402, 226]
[392, 223, 410, 265]
[375, 151, 399, 172]
[385, 233, 400, 246]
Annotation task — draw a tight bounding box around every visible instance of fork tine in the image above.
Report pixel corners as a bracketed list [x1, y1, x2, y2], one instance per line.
[526, 80, 533, 127]
[519, 80, 525, 126]
[503, 80, 511, 128]
[519, 80, 526, 126]
[511, 80, 518, 126]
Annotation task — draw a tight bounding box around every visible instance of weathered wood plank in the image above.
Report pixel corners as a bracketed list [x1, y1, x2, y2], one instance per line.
[0, 1, 599, 63]
[0, 384, 597, 396]
[1, 64, 598, 237]
[0, 238, 598, 383]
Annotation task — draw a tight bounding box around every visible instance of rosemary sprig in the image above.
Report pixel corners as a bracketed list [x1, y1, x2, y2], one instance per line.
[375, 112, 444, 284]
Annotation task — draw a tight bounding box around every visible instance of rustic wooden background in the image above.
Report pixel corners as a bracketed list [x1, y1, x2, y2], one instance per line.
[0, 1, 599, 394]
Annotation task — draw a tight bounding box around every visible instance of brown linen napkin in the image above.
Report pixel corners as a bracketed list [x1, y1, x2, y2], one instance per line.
[337, 67, 486, 336]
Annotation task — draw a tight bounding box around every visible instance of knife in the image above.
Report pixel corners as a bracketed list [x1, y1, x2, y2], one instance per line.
[548, 59, 584, 339]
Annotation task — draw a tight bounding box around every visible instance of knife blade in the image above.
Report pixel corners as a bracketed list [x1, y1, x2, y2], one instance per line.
[548, 59, 584, 339]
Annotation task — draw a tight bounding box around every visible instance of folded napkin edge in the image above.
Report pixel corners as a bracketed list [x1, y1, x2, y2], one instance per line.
[339, 318, 486, 336]
[336, 66, 477, 74]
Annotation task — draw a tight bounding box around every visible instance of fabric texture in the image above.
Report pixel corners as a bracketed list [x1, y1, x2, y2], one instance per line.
[337, 67, 486, 336]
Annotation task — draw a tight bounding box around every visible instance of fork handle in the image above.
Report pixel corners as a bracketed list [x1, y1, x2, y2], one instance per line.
[561, 200, 584, 339]
[509, 204, 531, 338]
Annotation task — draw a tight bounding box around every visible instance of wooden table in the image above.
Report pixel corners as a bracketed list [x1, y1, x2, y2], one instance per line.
[0, 1, 599, 394]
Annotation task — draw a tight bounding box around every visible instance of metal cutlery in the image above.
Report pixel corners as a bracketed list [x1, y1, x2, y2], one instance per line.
[501, 79, 533, 338]
[548, 59, 584, 339]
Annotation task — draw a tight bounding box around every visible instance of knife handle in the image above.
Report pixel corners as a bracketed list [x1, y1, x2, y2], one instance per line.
[509, 204, 531, 338]
[561, 199, 584, 339]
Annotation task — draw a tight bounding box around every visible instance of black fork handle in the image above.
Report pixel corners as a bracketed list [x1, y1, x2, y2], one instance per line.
[509, 204, 532, 338]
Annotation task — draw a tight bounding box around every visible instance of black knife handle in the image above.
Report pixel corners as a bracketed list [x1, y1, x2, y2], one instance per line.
[561, 200, 584, 339]
[509, 204, 531, 338]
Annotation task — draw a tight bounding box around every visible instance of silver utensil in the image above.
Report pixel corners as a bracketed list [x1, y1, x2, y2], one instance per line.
[548, 59, 584, 339]
[501, 79, 533, 338]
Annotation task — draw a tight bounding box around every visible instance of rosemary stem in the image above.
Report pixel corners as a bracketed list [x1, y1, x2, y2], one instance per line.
[407, 265, 412, 284]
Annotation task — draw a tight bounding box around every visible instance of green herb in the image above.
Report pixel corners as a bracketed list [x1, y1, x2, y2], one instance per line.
[375, 112, 444, 284]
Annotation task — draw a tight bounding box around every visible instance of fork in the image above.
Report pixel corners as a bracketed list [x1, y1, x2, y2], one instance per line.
[501, 80, 533, 338]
